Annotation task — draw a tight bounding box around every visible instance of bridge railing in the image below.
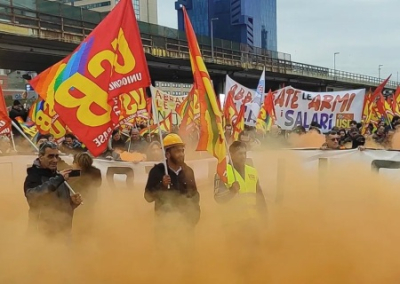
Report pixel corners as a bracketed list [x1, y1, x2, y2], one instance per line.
[0, 0, 398, 89]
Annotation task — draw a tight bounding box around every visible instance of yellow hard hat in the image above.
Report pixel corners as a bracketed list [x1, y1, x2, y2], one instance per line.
[163, 133, 184, 149]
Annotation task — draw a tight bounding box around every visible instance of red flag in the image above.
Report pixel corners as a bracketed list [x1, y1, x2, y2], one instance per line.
[29, 0, 151, 156]
[146, 96, 152, 120]
[0, 86, 11, 135]
[371, 75, 391, 102]
[232, 103, 245, 140]
[118, 88, 148, 126]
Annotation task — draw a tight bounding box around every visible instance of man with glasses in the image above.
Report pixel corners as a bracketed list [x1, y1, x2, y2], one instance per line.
[24, 142, 82, 239]
[126, 128, 147, 153]
[321, 131, 345, 150]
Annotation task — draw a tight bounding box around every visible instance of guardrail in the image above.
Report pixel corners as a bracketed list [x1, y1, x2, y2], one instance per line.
[0, 1, 397, 89]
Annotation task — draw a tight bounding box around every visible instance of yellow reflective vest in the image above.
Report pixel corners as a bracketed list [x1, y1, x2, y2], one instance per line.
[224, 164, 259, 222]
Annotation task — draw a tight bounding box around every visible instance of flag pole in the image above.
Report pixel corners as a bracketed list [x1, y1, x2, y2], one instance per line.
[127, 135, 132, 152]
[10, 131, 16, 152]
[11, 120, 38, 151]
[151, 87, 169, 177]
[11, 120, 76, 195]
[147, 115, 151, 141]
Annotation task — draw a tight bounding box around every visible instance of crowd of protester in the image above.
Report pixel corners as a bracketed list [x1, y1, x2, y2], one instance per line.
[2, 99, 400, 160]
[225, 116, 400, 151]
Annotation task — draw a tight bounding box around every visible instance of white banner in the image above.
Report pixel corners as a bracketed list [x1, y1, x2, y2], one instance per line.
[152, 86, 187, 125]
[225, 75, 258, 126]
[246, 68, 266, 127]
[273, 87, 365, 131]
[3, 149, 400, 191]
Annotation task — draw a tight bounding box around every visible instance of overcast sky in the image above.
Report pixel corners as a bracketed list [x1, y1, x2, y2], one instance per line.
[158, 0, 400, 82]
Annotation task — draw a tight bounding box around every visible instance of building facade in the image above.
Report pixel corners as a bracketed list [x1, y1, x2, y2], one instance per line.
[55, 0, 158, 23]
[155, 81, 192, 96]
[175, 0, 277, 51]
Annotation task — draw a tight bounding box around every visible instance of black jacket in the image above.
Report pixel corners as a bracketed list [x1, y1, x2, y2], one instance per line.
[9, 107, 27, 135]
[24, 159, 77, 236]
[145, 163, 200, 226]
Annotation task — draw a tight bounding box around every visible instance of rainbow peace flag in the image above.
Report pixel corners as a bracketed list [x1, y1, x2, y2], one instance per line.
[14, 116, 38, 138]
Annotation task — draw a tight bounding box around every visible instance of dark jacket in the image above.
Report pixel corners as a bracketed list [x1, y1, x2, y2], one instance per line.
[145, 163, 200, 226]
[23, 159, 77, 236]
[68, 166, 102, 205]
[9, 107, 27, 135]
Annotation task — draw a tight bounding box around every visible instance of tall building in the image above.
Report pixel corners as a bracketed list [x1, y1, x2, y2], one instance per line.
[175, 0, 277, 51]
[58, 0, 158, 24]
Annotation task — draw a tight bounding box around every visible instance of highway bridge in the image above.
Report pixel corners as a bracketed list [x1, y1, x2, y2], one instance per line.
[0, 0, 396, 93]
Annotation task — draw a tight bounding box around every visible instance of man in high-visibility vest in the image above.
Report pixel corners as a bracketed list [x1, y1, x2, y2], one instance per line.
[214, 140, 267, 222]
[214, 141, 267, 279]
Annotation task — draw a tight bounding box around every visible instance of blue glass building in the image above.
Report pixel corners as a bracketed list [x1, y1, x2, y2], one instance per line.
[175, 0, 277, 51]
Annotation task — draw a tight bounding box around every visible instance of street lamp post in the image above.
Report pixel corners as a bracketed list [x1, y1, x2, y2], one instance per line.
[333, 52, 340, 79]
[210, 18, 219, 62]
[379, 65, 383, 80]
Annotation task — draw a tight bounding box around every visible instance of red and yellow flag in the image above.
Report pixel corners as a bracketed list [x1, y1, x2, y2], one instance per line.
[139, 113, 173, 136]
[0, 86, 11, 135]
[29, 0, 151, 156]
[183, 7, 227, 182]
[223, 90, 244, 140]
[376, 93, 394, 123]
[361, 89, 372, 123]
[176, 87, 200, 136]
[362, 76, 391, 134]
[392, 86, 400, 116]
[223, 91, 238, 126]
[233, 103, 245, 140]
[257, 90, 276, 133]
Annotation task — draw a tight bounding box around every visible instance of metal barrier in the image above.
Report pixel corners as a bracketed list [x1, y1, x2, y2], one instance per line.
[371, 160, 400, 173]
[106, 167, 134, 189]
[0, 1, 397, 88]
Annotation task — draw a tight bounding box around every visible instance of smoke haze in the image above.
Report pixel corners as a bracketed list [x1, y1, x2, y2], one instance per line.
[1, 149, 400, 283]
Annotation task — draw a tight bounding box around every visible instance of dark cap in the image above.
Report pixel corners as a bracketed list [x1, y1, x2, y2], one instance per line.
[13, 100, 21, 106]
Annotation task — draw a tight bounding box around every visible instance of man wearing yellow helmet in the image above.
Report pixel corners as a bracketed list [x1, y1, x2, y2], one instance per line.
[144, 133, 200, 227]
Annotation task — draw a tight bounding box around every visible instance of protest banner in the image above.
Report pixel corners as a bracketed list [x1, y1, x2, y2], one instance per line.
[273, 87, 365, 131]
[225, 75, 258, 125]
[152, 86, 187, 125]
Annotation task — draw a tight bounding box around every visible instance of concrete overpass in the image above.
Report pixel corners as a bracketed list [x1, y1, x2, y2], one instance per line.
[0, 1, 397, 93]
